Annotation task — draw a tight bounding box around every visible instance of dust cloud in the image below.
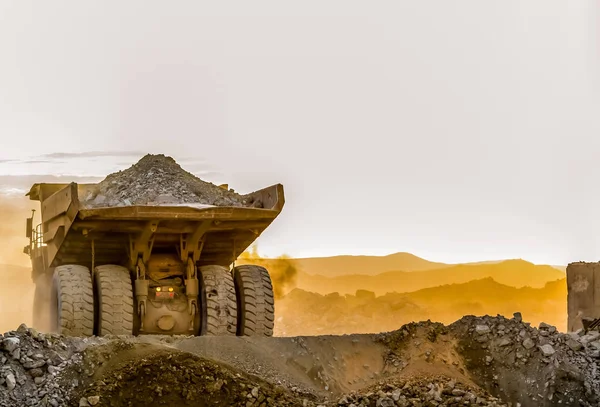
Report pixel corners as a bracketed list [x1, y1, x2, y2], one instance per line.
[0, 195, 36, 333]
[0, 265, 35, 333]
[274, 278, 568, 336]
[238, 245, 298, 299]
[0, 195, 35, 267]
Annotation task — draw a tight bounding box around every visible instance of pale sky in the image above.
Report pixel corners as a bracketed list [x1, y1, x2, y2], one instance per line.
[0, 1, 598, 265]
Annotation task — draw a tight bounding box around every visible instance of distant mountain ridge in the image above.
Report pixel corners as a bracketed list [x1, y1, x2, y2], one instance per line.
[401, 275, 566, 303]
[239, 251, 566, 279]
[296, 259, 564, 296]
[276, 252, 450, 277]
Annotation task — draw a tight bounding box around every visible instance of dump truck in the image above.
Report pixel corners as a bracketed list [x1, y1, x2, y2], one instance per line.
[23, 181, 284, 337]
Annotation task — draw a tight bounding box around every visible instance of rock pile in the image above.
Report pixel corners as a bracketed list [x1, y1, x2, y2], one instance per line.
[80, 154, 261, 208]
[1, 314, 599, 406]
[0, 323, 100, 407]
[450, 313, 600, 407]
[335, 376, 506, 407]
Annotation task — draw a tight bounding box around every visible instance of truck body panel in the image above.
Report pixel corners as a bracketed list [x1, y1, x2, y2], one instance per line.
[26, 182, 284, 277]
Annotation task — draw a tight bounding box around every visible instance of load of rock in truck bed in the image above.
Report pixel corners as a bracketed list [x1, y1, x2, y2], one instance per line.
[80, 154, 263, 209]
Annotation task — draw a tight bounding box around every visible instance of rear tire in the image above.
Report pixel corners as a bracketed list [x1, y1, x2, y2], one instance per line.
[51, 265, 94, 336]
[93, 265, 134, 336]
[232, 265, 275, 337]
[199, 265, 237, 336]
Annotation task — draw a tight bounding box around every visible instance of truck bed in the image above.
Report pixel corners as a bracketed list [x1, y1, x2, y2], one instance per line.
[27, 182, 284, 271]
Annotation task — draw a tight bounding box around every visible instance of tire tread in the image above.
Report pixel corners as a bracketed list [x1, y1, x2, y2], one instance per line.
[233, 265, 275, 337]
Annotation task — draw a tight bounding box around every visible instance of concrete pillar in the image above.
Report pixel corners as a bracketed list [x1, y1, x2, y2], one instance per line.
[566, 262, 600, 332]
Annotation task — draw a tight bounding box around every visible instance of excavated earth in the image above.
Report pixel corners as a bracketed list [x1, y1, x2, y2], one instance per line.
[79, 154, 263, 208]
[0, 314, 598, 407]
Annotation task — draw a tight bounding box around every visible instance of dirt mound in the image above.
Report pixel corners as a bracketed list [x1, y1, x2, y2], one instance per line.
[80, 154, 259, 208]
[75, 341, 302, 407]
[172, 334, 387, 397]
[0, 314, 598, 406]
[449, 314, 600, 406]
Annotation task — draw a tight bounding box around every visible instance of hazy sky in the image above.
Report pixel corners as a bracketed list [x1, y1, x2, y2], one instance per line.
[0, 1, 598, 264]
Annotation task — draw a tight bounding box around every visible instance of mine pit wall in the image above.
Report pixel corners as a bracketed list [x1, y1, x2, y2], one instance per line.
[566, 261, 600, 332]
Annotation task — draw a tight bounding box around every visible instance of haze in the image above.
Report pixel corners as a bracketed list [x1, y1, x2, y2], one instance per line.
[0, 1, 598, 265]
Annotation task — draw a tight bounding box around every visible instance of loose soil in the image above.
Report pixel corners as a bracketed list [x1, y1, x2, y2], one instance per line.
[1, 314, 599, 407]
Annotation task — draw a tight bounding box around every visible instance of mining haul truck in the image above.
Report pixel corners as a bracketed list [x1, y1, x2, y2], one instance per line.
[23, 182, 284, 337]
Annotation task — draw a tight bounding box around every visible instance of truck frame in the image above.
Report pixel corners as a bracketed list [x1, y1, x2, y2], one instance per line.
[24, 181, 284, 337]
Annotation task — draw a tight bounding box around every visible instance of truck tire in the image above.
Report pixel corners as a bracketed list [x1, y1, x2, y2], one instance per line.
[93, 265, 134, 336]
[51, 265, 94, 337]
[232, 265, 275, 337]
[199, 265, 237, 336]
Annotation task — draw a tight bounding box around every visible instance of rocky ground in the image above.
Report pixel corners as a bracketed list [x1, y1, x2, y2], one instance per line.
[79, 154, 261, 208]
[0, 313, 598, 407]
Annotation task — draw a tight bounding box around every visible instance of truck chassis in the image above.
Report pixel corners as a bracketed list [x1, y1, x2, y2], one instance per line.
[24, 182, 284, 337]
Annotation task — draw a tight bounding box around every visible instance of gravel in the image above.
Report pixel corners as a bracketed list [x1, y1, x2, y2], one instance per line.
[1, 313, 599, 406]
[0, 324, 105, 407]
[80, 154, 263, 209]
[449, 313, 600, 407]
[334, 376, 506, 407]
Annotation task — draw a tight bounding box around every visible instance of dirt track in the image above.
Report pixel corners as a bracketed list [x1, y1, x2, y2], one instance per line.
[0, 314, 599, 407]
